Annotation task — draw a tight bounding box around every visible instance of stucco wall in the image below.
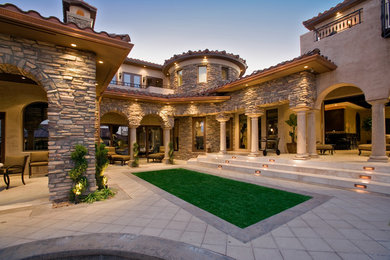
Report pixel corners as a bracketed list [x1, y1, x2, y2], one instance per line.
[0, 33, 97, 202]
[300, 0, 390, 103]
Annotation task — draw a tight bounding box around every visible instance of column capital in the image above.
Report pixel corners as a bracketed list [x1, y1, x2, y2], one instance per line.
[245, 107, 264, 117]
[216, 113, 230, 122]
[367, 98, 389, 106]
[292, 105, 310, 112]
[129, 124, 139, 129]
[246, 112, 264, 118]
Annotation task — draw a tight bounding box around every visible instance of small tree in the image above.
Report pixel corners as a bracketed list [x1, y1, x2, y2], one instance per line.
[362, 117, 372, 132]
[168, 142, 174, 164]
[131, 143, 139, 167]
[285, 113, 297, 143]
[69, 144, 89, 203]
[95, 143, 109, 190]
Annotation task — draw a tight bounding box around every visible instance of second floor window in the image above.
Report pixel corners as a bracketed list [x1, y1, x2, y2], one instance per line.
[123, 73, 141, 88]
[221, 67, 229, 81]
[177, 70, 183, 86]
[146, 77, 163, 88]
[198, 66, 207, 83]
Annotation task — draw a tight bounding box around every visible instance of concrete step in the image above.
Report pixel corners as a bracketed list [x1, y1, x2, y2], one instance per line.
[188, 156, 390, 195]
[196, 157, 390, 183]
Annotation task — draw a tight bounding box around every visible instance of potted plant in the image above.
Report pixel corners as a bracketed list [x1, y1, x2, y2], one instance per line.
[285, 113, 297, 153]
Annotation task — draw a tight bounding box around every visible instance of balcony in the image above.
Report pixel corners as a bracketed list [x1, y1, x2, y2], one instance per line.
[382, 0, 390, 38]
[108, 80, 174, 95]
[314, 9, 362, 41]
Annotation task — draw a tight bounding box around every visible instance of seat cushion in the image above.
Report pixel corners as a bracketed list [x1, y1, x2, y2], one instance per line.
[358, 144, 372, 150]
[30, 162, 48, 167]
[111, 155, 130, 160]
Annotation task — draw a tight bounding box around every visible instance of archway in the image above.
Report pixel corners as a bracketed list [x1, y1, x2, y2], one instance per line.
[318, 85, 371, 151]
[100, 112, 129, 155]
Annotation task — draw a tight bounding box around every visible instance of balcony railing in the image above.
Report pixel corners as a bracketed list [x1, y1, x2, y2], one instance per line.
[108, 80, 174, 94]
[382, 0, 390, 38]
[314, 9, 362, 41]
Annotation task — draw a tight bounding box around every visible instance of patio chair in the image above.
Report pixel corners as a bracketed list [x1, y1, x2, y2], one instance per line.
[29, 151, 49, 178]
[0, 155, 29, 189]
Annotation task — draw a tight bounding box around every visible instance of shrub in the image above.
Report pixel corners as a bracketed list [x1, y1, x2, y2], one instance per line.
[95, 143, 109, 190]
[69, 144, 89, 203]
[131, 143, 139, 167]
[82, 187, 116, 203]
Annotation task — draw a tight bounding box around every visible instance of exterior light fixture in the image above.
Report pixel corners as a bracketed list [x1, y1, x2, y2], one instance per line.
[71, 43, 77, 47]
[360, 175, 372, 180]
[363, 166, 375, 171]
[98, 60, 104, 64]
[354, 184, 367, 189]
[269, 159, 275, 162]
[263, 164, 268, 168]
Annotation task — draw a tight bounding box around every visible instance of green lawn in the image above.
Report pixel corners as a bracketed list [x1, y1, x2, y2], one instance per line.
[133, 168, 311, 228]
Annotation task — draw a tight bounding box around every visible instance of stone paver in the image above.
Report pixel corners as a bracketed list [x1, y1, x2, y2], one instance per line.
[0, 164, 389, 260]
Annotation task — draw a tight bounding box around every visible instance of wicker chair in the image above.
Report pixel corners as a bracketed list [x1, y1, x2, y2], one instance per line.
[0, 155, 29, 189]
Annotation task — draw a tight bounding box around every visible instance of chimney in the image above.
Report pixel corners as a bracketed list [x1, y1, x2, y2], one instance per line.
[62, 0, 97, 29]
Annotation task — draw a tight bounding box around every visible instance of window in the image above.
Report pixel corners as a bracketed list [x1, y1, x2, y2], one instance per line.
[266, 109, 278, 137]
[146, 77, 163, 88]
[110, 75, 117, 84]
[123, 73, 141, 88]
[193, 117, 205, 151]
[325, 109, 345, 132]
[221, 67, 229, 81]
[198, 66, 207, 83]
[177, 70, 183, 86]
[23, 102, 48, 151]
[239, 114, 247, 149]
[100, 124, 129, 155]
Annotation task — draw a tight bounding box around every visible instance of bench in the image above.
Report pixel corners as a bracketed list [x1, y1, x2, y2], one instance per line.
[316, 144, 335, 155]
[358, 144, 390, 155]
[147, 146, 165, 163]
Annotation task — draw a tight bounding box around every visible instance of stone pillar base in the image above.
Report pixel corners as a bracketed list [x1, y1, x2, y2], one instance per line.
[163, 158, 171, 164]
[309, 153, 319, 158]
[368, 156, 389, 163]
[248, 152, 259, 157]
[294, 153, 309, 160]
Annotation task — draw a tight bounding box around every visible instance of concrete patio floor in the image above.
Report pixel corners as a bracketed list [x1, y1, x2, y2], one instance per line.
[0, 159, 389, 260]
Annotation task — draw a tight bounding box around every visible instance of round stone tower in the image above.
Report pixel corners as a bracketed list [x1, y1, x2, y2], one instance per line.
[162, 50, 247, 95]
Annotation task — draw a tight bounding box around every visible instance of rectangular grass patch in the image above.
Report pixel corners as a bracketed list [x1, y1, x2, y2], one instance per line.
[132, 168, 311, 228]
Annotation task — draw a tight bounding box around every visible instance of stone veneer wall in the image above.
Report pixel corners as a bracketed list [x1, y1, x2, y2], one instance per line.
[0, 33, 97, 202]
[170, 63, 239, 95]
[101, 71, 316, 160]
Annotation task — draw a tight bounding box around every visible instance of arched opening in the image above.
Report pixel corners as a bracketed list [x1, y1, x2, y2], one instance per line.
[137, 114, 164, 157]
[23, 102, 48, 151]
[321, 85, 371, 151]
[100, 112, 129, 155]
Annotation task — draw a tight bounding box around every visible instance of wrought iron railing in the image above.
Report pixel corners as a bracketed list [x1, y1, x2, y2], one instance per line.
[382, 0, 390, 38]
[314, 9, 362, 41]
[109, 80, 173, 89]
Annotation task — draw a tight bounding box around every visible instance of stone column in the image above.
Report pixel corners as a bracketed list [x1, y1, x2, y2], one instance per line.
[129, 125, 138, 160]
[294, 106, 309, 160]
[163, 127, 171, 164]
[368, 99, 388, 162]
[307, 110, 318, 158]
[216, 113, 230, 154]
[246, 111, 264, 157]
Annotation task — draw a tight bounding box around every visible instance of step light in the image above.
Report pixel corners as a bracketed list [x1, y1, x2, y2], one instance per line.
[359, 175, 372, 180]
[232, 156, 237, 159]
[269, 159, 275, 163]
[254, 170, 261, 176]
[218, 165, 222, 169]
[363, 166, 375, 171]
[225, 160, 230, 164]
[354, 184, 367, 189]
[262, 164, 268, 168]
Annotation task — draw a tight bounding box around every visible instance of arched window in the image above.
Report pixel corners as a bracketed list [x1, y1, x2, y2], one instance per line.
[23, 102, 48, 151]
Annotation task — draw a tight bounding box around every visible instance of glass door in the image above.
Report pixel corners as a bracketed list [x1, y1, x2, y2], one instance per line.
[0, 112, 4, 163]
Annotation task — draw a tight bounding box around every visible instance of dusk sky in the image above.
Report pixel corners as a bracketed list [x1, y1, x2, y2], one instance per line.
[3, 0, 341, 74]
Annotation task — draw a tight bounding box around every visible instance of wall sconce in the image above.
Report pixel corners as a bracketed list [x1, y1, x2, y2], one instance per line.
[118, 72, 122, 80]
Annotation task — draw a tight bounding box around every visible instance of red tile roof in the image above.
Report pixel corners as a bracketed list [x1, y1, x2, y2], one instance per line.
[205, 49, 337, 93]
[124, 58, 163, 70]
[303, 0, 366, 30]
[0, 3, 131, 42]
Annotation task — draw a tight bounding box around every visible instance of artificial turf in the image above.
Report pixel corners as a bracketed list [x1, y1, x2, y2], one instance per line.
[133, 168, 311, 228]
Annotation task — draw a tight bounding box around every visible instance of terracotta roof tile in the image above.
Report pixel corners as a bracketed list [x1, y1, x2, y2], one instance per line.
[0, 3, 131, 42]
[204, 49, 336, 93]
[302, 0, 365, 30]
[124, 58, 163, 69]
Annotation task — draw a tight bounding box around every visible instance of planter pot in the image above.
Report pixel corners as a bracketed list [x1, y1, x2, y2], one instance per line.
[286, 143, 297, 154]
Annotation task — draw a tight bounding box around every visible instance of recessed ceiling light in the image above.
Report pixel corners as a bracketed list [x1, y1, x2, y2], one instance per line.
[95, 83, 98, 86]
[71, 43, 77, 47]
[143, 65, 146, 68]
[21, 76, 26, 79]
[98, 60, 104, 64]
[304, 65, 309, 69]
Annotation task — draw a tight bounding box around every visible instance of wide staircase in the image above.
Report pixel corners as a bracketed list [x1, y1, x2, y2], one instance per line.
[187, 153, 390, 195]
